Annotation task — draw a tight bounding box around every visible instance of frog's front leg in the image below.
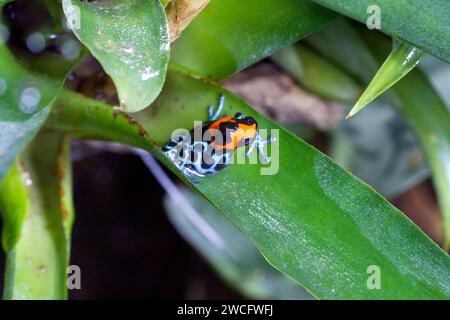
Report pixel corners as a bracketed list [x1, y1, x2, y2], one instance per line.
[245, 133, 276, 164]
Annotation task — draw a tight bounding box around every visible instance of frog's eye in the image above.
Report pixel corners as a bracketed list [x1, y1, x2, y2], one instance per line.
[243, 117, 256, 125]
[234, 112, 244, 119]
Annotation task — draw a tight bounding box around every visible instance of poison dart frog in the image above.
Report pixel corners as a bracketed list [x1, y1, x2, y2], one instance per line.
[163, 94, 274, 183]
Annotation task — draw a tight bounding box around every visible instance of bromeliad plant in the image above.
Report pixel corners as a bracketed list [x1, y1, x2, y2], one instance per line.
[0, 0, 449, 299]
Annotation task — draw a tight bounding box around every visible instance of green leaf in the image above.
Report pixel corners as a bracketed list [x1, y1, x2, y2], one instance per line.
[47, 67, 450, 299]
[272, 44, 360, 102]
[0, 161, 29, 252]
[348, 42, 424, 118]
[164, 186, 313, 299]
[363, 31, 450, 251]
[3, 131, 72, 299]
[306, 20, 450, 250]
[0, 44, 65, 184]
[62, 0, 170, 112]
[171, 0, 336, 80]
[309, 0, 450, 64]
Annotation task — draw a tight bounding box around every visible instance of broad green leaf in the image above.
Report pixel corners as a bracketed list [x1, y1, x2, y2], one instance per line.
[306, 20, 450, 250]
[363, 32, 450, 251]
[0, 161, 29, 252]
[310, 0, 450, 64]
[171, 0, 336, 80]
[164, 187, 313, 299]
[0, 0, 80, 184]
[348, 42, 424, 118]
[3, 131, 72, 299]
[0, 44, 65, 184]
[272, 44, 360, 102]
[62, 0, 170, 112]
[47, 67, 450, 299]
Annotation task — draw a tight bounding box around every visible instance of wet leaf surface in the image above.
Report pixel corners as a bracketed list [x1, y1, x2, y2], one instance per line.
[62, 0, 170, 112]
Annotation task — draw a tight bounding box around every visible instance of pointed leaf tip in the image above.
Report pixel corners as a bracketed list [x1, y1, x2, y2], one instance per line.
[346, 42, 424, 118]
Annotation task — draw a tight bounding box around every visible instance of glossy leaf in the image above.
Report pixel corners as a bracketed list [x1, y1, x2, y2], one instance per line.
[348, 42, 424, 118]
[3, 131, 72, 299]
[272, 44, 360, 102]
[306, 20, 450, 250]
[171, 0, 336, 80]
[164, 187, 313, 299]
[47, 67, 450, 299]
[62, 0, 170, 112]
[310, 0, 450, 64]
[363, 32, 450, 251]
[0, 44, 65, 184]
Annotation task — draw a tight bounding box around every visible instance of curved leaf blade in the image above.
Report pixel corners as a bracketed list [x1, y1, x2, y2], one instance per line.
[306, 20, 450, 250]
[348, 42, 424, 118]
[171, 0, 337, 80]
[62, 0, 170, 112]
[363, 32, 450, 251]
[0, 44, 65, 184]
[47, 67, 450, 299]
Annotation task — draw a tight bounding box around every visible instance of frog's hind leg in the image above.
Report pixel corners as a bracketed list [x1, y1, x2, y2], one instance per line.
[208, 94, 225, 121]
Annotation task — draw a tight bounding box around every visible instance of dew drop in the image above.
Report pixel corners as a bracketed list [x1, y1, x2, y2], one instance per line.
[19, 87, 41, 113]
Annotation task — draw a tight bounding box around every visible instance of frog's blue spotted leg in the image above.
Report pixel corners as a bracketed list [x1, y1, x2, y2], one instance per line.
[208, 94, 225, 121]
[245, 133, 276, 164]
